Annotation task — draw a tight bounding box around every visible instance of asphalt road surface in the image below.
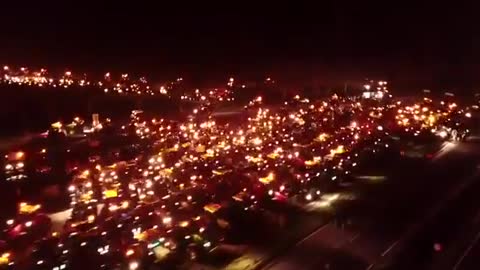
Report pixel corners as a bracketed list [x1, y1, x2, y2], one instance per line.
[405, 138, 480, 270]
[452, 229, 480, 270]
[261, 137, 480, 270]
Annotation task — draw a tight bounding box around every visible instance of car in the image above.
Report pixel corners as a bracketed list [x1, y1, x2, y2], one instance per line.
[64, 202, 97, 233]
[3, 203, 51, 245]
[27, 236, 68, 270]
[0, 241, 15, 269]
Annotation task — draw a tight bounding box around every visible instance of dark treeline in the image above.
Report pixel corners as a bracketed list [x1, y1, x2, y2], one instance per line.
[0, 85, 180, 137]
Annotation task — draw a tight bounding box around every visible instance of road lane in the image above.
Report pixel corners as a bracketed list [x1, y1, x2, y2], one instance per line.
[453, 230, 480, 270]
[262, 139, 480, 270]
[420, 174, 480, 270]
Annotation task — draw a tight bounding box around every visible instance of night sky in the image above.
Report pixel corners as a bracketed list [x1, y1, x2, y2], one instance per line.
[0, 2, 478, 91]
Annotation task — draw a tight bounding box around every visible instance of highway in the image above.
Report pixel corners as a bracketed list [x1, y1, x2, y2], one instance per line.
[404, 138, 480, 270]
[260, 136, 480, 270]
[452, 229, 480, 270]
[430, 210, 480, 270]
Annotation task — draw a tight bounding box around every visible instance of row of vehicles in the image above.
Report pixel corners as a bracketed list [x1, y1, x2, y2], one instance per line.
[1, 93, 474, 269]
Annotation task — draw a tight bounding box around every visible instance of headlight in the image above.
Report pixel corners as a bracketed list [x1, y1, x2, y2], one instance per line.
[15, 162, 24, 169]
[5, 164, 13, 170]
[305, 194, 313, 201]
[439, 131, 448, 138]
[129, 261, 139, 270]
[87, 215, 95, 223]
[145, 180, 153, 189]
[162, 217, 172, 225]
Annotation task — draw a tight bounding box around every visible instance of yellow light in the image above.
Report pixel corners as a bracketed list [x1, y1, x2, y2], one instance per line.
[259, 173, 275, 184]
[15, 151, 25, 159]
[315, 133, 329, 142]
[305, 157, 321, 167]
[126, 249, 135, 256]
[267, 152, 279, 159]
[330, 145, 345, 156]
[204, 203, 222, 213]
[179, 221, 190, 227]
[19, 202, 41, 214]
[0, 252, 10, 265]
[212, 169, 230, 176]
[103, 189, 118, 199]
[51, 121, 62, 129]
[87, 215, 95, 223]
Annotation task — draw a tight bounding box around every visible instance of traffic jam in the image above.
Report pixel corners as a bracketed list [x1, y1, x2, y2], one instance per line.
[0, 81, 476, 269]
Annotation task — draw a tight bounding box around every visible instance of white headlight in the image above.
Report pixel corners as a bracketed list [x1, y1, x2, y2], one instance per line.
[162, 217, 172, 224]
[129, 261, 139, 270]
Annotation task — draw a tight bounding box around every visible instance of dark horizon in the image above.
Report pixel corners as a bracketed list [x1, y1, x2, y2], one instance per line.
[0, 2, 478, 92]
